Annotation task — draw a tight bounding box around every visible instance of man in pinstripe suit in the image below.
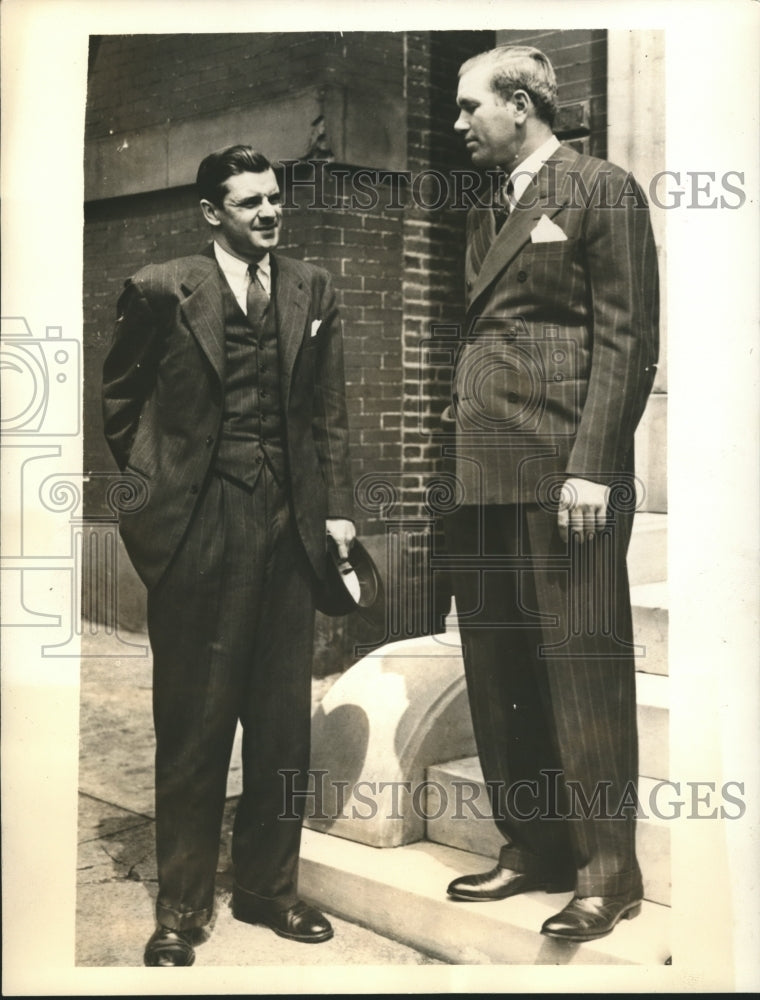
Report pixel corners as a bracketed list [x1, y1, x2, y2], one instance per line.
[103, 146, 355, 965]
[443, 46, 659, 941]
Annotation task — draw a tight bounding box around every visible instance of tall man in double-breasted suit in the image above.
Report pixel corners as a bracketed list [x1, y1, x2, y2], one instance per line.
[443, 46, 660, 941]
[102, 146, 356, 965]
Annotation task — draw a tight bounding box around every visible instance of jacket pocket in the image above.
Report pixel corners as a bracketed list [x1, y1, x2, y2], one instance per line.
[125, 431, 156, 479]
[519, 236, 579, 258]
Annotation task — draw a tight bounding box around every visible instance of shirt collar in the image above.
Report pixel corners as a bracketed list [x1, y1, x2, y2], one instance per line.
[213, 241, 271, 285]
[507, 134, 561, 207]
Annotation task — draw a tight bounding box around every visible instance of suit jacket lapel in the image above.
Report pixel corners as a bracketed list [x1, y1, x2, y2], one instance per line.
[178, 249, 311, 400]
[271, 254, 310, 406]
[467, 145, 579, 310]
[466, 207, 496, 288]
[179, 248, 226, 381]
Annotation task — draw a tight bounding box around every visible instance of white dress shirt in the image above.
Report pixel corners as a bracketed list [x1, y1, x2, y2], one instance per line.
[506, 134, 561, 210]
[213, 241, 271, 314]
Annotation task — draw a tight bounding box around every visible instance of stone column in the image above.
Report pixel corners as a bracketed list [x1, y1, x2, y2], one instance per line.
[608, 30, 667, 514]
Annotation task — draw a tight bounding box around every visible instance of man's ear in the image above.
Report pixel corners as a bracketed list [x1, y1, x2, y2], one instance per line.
[199, 199, 221, 227]
[510, 89, 532, 123]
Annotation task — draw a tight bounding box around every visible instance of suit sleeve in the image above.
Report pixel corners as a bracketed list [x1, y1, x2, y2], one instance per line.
[312, 272, 354, 519]
[102, 277, 161, 472]
[565, 167, 660, 480]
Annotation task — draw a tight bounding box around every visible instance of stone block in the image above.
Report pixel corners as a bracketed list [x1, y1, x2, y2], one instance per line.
[86, 90, 322, 201]
[636, 671, 670, 779]
[632, 582, 668, 676]
[635, 393, 667, 513]
[627, 512, 667, 586]
[305, 634, 475, 846]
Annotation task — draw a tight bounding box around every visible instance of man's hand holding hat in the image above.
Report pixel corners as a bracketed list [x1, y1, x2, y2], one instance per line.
[326, 518, 356, 561]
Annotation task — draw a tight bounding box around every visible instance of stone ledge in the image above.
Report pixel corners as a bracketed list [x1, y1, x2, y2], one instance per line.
[300, 829, 671, 966]
[86, 85, 407, 202]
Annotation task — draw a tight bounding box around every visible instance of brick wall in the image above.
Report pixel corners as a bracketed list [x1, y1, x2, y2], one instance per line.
[296, 170, 405, 540]
[390, 31, 494, 636]
[402, 31, 483, 515]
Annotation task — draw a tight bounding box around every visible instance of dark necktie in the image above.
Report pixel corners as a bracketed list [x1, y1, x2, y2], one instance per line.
[493, 177, 515, 234]
[246, 263, 269, 324]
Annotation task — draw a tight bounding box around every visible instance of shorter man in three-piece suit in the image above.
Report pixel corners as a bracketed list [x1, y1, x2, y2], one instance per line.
[102, 146, 356, 966]
[444, 45, 660, 941]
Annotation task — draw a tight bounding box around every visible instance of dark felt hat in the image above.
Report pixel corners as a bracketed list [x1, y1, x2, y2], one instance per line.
[316, 537, 385, 626]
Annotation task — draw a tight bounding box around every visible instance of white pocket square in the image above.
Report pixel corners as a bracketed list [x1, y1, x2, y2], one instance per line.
[310, 320, 322, 338]
[530, 214, 568, 243]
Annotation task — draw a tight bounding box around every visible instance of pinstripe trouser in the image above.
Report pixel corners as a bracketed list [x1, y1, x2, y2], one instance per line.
[446, 502, 642, 898]
[146, 465, 315, 930]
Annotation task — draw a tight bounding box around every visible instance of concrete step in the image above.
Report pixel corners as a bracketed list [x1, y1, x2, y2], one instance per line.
[627, 512, 667, 587]
[635, 391, 667, 514]
[631, 581, 668, 676]
[636, 670, 669, 779]
[425, 757, 671, 906]
[299, 828, 670, 966]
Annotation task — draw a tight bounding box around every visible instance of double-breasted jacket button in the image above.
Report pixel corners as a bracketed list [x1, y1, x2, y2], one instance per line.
[517, 270, 528, 283]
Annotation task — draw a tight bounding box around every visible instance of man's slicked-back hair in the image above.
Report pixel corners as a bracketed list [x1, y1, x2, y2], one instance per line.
[460, 45, 559, 127]
[196, 145, 274, 206]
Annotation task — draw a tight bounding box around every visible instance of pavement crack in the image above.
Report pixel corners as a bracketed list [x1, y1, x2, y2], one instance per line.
[98, 843, 122, 865]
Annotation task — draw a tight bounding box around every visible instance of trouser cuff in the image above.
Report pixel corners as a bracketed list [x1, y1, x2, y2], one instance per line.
[233, 882, 299, 914]
[497, 844, 570, 877]
[156, 900, 213, 931]
[575, 864, 643, 898]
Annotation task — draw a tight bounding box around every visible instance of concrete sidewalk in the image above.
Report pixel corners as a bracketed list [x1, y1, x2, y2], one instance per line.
[76, 630, 442, 968]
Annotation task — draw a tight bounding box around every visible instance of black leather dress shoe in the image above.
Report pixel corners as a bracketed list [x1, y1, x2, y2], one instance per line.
[541, 891, 643, 941]
[233, 897, 334, 943]
[447, 865, 574, 901]
[143, 925, 196, 966]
